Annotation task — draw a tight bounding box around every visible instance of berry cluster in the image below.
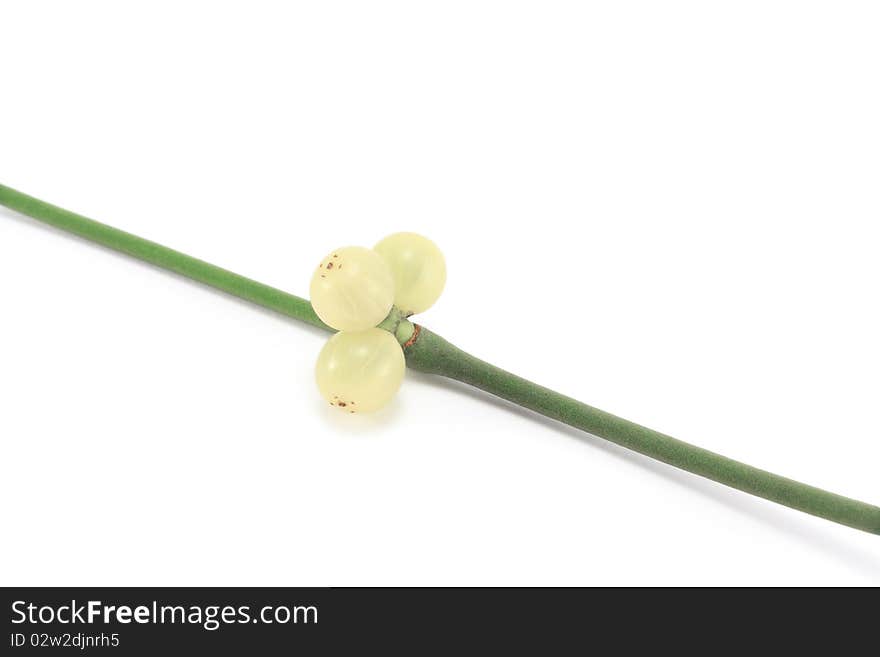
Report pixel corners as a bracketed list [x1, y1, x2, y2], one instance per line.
[310, 233, 446, 413]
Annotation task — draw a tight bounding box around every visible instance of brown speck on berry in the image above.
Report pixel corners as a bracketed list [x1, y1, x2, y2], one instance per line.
[326, 262, 334, 270]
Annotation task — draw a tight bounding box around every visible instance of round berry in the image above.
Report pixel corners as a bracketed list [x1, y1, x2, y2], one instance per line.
[310, 246, 395, 331]
[374, 232, 446, 315]
[315, 328, 405, 413]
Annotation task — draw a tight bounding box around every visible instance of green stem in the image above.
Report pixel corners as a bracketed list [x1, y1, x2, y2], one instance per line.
[0, 184, 329, 331]
[406, 328, 880, 534]
[2, 183, 878, 535]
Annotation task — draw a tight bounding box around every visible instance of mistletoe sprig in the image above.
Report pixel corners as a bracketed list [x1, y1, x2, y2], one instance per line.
[1, 183, 877, 535]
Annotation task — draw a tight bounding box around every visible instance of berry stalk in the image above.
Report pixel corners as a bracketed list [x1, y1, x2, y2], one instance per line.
[2, 182, 878, 535]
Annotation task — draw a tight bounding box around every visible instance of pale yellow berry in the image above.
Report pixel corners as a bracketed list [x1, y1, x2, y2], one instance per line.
[315, 328, 405, 413]
[309, 246, 395, 331]
[374, 232, 446, 315]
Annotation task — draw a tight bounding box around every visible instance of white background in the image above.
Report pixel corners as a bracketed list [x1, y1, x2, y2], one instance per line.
[1, 1, 878, 586]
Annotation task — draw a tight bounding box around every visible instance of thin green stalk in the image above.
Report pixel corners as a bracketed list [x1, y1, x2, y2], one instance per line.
[0, 184, 329, 331]
[2, 183, 878, 535]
